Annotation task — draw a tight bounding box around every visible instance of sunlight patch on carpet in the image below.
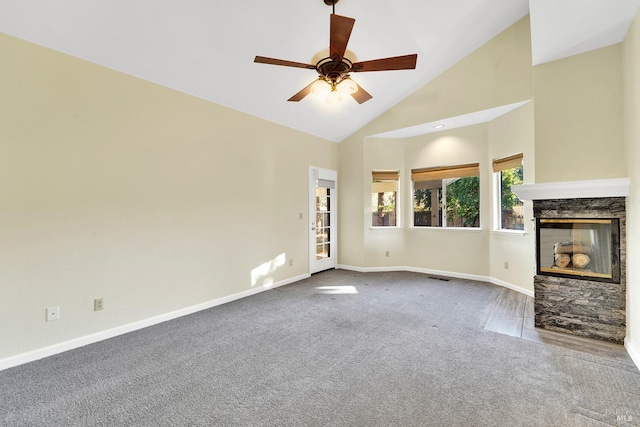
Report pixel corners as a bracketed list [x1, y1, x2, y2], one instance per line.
[315, 286, 359, 295]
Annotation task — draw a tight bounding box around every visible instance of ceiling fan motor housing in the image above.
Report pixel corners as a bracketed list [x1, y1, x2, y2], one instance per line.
[316, 56, 352, 84]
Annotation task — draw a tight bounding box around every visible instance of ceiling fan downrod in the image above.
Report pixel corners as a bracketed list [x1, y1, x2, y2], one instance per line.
[323, 0, 339, 14]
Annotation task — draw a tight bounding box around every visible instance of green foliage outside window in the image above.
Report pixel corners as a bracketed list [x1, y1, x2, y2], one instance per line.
[414, 189, 432, 211]
[445, 176, 480, 227]
[501, 166, 523, 211]
[413, 176, 479, 227]
[500, 166, 524, 230]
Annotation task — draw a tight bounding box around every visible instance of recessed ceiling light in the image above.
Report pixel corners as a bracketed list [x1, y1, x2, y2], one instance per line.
[433, 124, 445, 129]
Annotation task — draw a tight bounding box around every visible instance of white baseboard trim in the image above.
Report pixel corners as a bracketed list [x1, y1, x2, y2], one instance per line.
[489, 277, 534, 298]
[337, 264, 396, 273]
[0, 273, 310, 372]
[625, 337, 640, 371]
[338, 264, 487, 282]
[404, 266, 489, 284]
[338, 264, 533, 296]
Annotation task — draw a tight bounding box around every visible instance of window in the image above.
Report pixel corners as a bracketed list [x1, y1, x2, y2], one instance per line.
[493, 154, 524, 230]
[412, 163, 480, 228]
[371, 171, 399, 227]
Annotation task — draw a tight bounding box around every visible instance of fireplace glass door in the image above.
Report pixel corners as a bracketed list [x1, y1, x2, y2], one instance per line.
[536, 218, 620, 282]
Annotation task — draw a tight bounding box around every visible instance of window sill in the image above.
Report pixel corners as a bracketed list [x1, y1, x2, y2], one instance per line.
[492, 229, 527, 236]
[410, 226, 482, 232]
[370, 226, 402, 230]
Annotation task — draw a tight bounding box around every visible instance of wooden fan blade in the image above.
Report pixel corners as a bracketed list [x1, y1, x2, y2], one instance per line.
[330, 14, 355, 59]
[352, 54, 418, 72]
[287, 80, 317, 102]
[254, 56, 315, 70]
[351, 82, 373, 104]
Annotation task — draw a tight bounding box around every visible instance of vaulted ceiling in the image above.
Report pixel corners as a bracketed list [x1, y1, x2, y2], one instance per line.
[1, 0, 638, 142]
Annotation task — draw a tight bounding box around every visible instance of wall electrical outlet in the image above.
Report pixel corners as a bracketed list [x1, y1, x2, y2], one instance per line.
[504, 261, 509, 270]
[385, 251, 390, 257]
[94, 298, 104, 311]
[46, 306, 60, 322]
[289, 259, 293, 267]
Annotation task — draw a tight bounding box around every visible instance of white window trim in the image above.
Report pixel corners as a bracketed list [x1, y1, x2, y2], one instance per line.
[371, 174, 400, 228]
[492, 172, 501, 231]
[412, 178, 481, 229]
[493, 167, 526, 233]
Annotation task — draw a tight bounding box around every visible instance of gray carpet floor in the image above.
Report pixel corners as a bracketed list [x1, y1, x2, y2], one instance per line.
[2, 270, 640, 426]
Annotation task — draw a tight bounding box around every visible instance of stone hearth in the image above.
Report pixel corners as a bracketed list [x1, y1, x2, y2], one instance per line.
[534, 197, 626, 343]
[514, 179, 629, 344]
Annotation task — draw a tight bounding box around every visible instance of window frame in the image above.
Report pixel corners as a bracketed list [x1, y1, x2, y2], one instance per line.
[411, 163, 480, 229]
[371, 171, 400, 228]
[492, 154, 524, 232]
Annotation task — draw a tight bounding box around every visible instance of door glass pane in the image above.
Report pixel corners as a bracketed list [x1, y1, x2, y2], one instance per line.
[316, 243, 330, 260]
[316, 197, 327, 211]
[316, 213, 325, 228]
[315, 185, 332, 260]
[322, 213, 330, 227]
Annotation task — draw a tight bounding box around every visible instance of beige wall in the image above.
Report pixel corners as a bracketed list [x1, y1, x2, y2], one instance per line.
[360, 16, 533, 136]
[403, 125, 491, 277]
[0, 34, 337, 359]
[338, 17, 533, 255]
[337, 134, 365, 267]
[533, 45, 625, 182]
[338, 16, 535, 292]
[357, 103, 535, 289]
[623, 8, 640, 360]
[363, 138, 405, 267]
[488, 102, 535, 291]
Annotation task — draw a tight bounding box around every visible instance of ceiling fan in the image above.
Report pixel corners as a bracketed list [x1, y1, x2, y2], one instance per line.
[254, 0, 418, 104]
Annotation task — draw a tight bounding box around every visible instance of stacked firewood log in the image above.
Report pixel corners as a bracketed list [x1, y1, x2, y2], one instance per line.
[552, 241, 592, 270]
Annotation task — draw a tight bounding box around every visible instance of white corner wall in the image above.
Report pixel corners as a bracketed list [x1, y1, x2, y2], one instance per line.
[623, 7, 640, 368]
[488, 101, 535, 293]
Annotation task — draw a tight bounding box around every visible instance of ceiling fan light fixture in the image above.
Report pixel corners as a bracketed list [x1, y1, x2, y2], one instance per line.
[337, 77, 358, 95]
[310, 78, 332, 96]
[326, 88, 344, 105]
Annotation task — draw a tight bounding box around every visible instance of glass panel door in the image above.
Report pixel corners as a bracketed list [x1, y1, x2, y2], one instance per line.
[316, 186, 331, 260]
[309, 168, 337, 274]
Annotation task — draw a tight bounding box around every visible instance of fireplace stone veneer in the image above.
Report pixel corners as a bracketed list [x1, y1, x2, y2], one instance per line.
[533, 197, 626, 344]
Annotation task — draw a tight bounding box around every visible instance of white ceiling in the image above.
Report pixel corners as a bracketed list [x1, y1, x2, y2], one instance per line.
[1, 0, 638, 142]
[530, 0, 640, 65]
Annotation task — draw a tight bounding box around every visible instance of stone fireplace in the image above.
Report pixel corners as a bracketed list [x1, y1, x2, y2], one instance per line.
[514, 179, 629, 344]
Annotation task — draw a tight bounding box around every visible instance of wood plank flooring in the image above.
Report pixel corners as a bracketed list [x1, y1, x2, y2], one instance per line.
[484, 287, 630, 362]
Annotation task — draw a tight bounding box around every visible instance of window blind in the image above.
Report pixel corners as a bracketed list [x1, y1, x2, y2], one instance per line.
[372, 181, 398, 193]
[411, 163, 480, 182]
[317, 179, 335, 189]
[492, 153, 523, 173]
[372, 171, 399, 181]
